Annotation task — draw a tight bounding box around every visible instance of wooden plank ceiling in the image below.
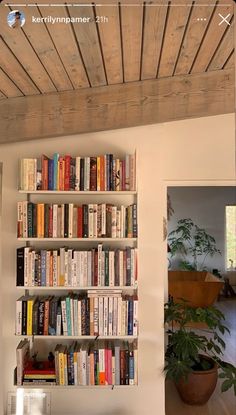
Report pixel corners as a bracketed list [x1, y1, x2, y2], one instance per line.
[0, 0, 234, 142]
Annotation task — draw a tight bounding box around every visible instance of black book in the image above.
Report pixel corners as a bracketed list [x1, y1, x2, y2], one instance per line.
[38, 298, 45, 335]
[80, 158, 84, 191]
[132, 204, 138, 238]
[49, 297, 58, 335]
[114, 249, 119, 286]
[16, 247, 25, 286]
[64, 204, 69, 238]
[27, 203, 33, 238]
[22, 298, 28, 335]
[81, 298, 86, 335]
[44, 204, 50, 238]
[85, 298, 90, 335]
[32, 203, 37, 238]
[82, 205, 88, 238]
[70, 158, 76, 190]
[126, 247, 131, 286]
[32, 299, 39, 335]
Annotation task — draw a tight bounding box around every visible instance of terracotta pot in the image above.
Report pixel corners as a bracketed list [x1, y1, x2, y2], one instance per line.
[176, 357, 218, 405]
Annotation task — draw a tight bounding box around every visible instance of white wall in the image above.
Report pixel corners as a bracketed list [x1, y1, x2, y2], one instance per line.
[0, 113, 234, 415]
[168, 187, 236, 273]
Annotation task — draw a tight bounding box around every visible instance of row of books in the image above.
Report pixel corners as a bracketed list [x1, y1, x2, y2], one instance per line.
[16, 292, 138, 337]
[19, 154, 136, 191]
[17, 202, 138, 239]
[17, 246, 138, 287]
[16, 340, 138, 386]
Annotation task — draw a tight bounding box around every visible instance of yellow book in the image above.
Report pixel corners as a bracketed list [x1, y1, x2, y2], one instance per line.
[27, 298, 34, 336]
[59, 347, 65, 386]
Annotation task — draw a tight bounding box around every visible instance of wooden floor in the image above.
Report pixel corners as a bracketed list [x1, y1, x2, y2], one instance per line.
[165, 298, 236, 415]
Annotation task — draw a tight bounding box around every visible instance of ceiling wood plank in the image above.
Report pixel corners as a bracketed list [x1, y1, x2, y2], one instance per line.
[141, 3, 168, 80]
[191, 3, 233, 73]
[38, 6, 89, 89]
[0, 68, 233, 144]
[0, 91, 6, 100]
[0, 68, 23, 98]
[224, 52, 234, 69]
[0, 38, 40, 96]
[68, 5, 107, 87]
[95, 5, 123, 85]
[208, 22, 234, 71]
[22, 7, 73, 92]
[158, 0, 192, 78]
[0, 7, 56, 93]
[120, 4, 143, 82]
[174, 3, 216, 76]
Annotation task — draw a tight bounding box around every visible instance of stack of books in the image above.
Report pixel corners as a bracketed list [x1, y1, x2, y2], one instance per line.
[19, 153, 136, 191]
[17, 202, 138, 239]
[23, 361, 56, 386]
[16, 292, 138, 337]
[54, 340, 138, 386]
[17, 245, 138, 287]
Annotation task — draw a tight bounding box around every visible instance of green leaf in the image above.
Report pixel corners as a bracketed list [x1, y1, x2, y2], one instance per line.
[221, 379, 233, 392]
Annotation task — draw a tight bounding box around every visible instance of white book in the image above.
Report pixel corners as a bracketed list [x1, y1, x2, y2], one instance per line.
[53, 204, 58, 238]
[61, 204, 65, 238]
[70, 298, 74, 336]
[97, 244, 103, 286]
[45, 251, 50, 286]
[101, 251, 105, 286]
[75, 157, 81, 191]
[133, 298, 138, 336]
[87, 251, 92, 286]
[78, 251, 84, 286]
[109, 251, 115, 287]
[113, 297, 118, 336]
[103, 296, 108, 336]
[17, 201, 23, 237]
[64, 250, 68, 286]
[98, 348, 105, 376]
[121, 300, 127, 335]
[71, 256, 77, 287]
[116, 210, 121, 238]
[101, 204, 106, 236]
[69, 203, 74, 238]
[117, 297, 122, 336]
[74, 298, 78, 336]
[93, 204, 98, 237]
[108, 297, 113, 336]
[28, 159, 37, 191]
[56, 313, 61, 335]
[24, 247, 30, 287]
[61, 300, 68, 336]
[111, 206, 117, 238]
[31, 250, 35, 286]
[119, 250, 124, 286]
[15, 299, 22, 335]
[67, 249, 73, 286]
[125, 154, 130, 190]
[52, 250, 58, 286]
[22, 201, 28, 238]
[88, 204, 94, 238]
[98, 297, 104, 335]
[94, 297, 99, 335]
[83, 251, 88, 286]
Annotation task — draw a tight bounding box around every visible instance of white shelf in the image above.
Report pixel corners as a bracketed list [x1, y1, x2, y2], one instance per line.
[15, 384, 137, 389]
[17, 285, 137, 290]
[15, 335, 138, 340]
[17, 238, 137, 242]
[19, 190, 137, 195]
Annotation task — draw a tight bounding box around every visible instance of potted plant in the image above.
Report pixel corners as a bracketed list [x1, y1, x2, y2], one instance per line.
[167, 219, 223, 307]
[168, 218, 221, 271]
[164, 299, 236, 405]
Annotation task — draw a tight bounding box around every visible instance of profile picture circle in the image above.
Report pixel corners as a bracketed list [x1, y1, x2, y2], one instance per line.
[7, 10, 25, 29]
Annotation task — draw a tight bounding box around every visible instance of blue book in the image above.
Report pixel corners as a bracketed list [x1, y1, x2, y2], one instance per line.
[66, 297, 71, 336]
[40, 250, 47, 286]
[53, 153, 59, 190]
[48, 159, 54, 190]
[128, 298, 134, 335]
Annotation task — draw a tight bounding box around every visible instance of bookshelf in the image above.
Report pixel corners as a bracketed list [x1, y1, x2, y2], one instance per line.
[15, 153, 138, 388]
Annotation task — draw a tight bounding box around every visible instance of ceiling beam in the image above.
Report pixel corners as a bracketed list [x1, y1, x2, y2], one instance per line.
[0, 68, 234, 144]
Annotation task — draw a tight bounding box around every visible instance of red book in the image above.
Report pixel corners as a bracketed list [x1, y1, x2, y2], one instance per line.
[42, 155, 49, 190]
[24, 360, 55, 375]
[100, 156, 105, 191]
[90, 157, 97, 191]
[77, 206, 83, 237]
[64, 155, 71, 191]
[48, 204, 53, 237]
[58, 156, 64, 191]
[94, 250, 98, 286]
